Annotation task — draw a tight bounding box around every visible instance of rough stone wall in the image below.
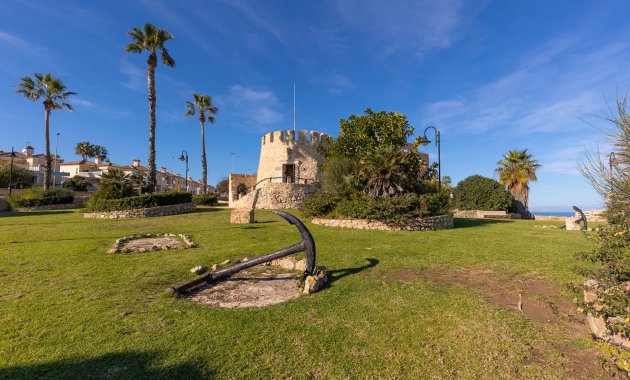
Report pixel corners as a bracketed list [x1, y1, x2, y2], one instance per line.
[453, 210, 521, 219]
[232, 183, 319, 209]
[84, 202, 195, 219]
[257, 130, 327, 184]
[230, 208, 254, 224]
[228, 174, 257, 207]
[311, 214, 454, 231]
[15, 203, 78, 212]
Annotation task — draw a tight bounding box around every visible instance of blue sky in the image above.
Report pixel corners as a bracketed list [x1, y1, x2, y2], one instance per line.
[1, 0, 629, 211]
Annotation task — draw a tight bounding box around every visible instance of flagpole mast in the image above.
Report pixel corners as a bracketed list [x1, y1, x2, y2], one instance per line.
[293, 82, 296, 132]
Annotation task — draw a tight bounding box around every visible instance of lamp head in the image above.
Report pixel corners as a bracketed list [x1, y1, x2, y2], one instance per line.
[418, 136, 431, 146]
[179, 154, 186, 162]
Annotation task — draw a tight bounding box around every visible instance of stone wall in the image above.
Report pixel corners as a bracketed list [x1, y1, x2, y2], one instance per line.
[231, 183, 319, 209]
[453, 210, 521, 219]
[84, 202, 196, 219]
[312, 214, 454, 231]
[15, 203, 78, 212]
[228, 174, 257, 206]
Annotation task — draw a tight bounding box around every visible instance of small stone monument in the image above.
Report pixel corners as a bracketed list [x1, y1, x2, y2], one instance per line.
[231, 208, 254, 224]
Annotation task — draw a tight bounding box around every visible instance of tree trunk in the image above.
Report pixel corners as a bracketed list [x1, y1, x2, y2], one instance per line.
[147, 54, 157, 192]
[43, 107, 51, 190]
[201, 119, 207, 194]
[509, 184, 530, 217]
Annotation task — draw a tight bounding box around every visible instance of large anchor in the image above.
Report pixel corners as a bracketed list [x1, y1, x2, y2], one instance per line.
[168, 211, 316, 294]
[572, 205, 588, 231]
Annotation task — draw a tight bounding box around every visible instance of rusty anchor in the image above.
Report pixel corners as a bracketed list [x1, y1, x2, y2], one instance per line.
[168, 211, 316, 294]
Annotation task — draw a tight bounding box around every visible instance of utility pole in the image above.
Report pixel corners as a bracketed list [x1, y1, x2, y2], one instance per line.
[8, 147, 15, 195]
[293, 82, 296, 132]
[53, 133, 60, 187]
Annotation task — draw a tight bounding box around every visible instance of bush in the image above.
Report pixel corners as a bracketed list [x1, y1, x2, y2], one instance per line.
[193, 193, 218, 206]
[94, 169, 136, 200]
[64, 176, 89, 191]
[423, 192, 451, 215]
[0, 162, 34, 188]
[299, 191, 341, 218]
[6, 188, 73, 208]
[452, 175, 515, 212]
[86, 191, 192, 212]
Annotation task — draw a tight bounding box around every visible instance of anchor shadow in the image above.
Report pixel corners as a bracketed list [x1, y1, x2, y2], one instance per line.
[327, 258, 379, 284]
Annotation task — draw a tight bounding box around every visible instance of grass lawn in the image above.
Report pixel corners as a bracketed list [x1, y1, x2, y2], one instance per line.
[0, 208, 608, 379]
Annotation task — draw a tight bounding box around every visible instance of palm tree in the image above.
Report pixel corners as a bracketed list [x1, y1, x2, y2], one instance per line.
[16, 73, 75, 190]
[359, 145, 413, 198]
[75, 141, 94, 160]
[125, 23, 175, 192]
[93, 145, 108, 162]
[496, 149, 540, 216]
[186, 93, 218, 194]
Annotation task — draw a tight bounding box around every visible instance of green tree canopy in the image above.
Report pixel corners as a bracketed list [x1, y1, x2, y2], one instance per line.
[0, 162, 34, 188]
[452, 175, 515, 212]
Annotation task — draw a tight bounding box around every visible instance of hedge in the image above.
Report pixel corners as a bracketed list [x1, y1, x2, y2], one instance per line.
[192, 193, 218, 206]
[6, 188, 74, 208]
[86, 191, 192, 212]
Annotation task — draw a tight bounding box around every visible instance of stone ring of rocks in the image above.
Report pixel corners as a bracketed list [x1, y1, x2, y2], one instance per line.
[187, 257, 329, 308]
[108, 233, 196, 254]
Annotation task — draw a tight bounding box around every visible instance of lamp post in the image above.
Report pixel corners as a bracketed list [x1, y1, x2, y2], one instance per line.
[179, 150, 189, 192]
[230, 152, 235, 174]
[8, 147, 15, 195]
[418, 126, 442, 190]
[53, 132, 60, 187]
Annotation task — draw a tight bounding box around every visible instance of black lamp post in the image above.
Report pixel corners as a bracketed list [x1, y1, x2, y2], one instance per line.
[8, 147, 15, 195]
[179, 150, 189, 192]
[418, 126, 442, 190]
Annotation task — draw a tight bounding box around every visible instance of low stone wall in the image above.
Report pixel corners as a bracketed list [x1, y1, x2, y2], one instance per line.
[15, 203, 77, 212]
[453, 210, 521, 219]
[84, 202, 196, 219]
[232, 183, 319, 209]
[312, 214, 453, 231]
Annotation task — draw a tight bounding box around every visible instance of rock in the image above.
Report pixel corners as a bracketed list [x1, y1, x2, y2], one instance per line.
[190, 266, 207, 275]
[220, 259, 230, 265]
[211, 264, 218, 271]
[243, 257, 249, 262]
[303, 276, 319, 294]
[584, 279, 599, 288]
[294, 259, 307, 271]
[586, 314, 608, 338]
[275, 257, 296, 270]
[584, 290, 598, 304]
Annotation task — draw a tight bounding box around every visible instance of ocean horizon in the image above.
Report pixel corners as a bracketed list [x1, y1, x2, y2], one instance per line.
[531, 211, 575, 217]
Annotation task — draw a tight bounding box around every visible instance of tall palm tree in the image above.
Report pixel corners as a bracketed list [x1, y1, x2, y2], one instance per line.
[185, 93, 218, 194]
[125, 23, 175, 192]
[75, 141, 94, 160]
[496, 149, 540, 216]
[93, 145, 108, 162]
[359, 145, 412, 198]
[16, 73, 75, 190]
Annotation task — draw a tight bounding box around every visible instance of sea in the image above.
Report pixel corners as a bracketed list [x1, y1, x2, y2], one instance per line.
[531, 211, 575, 217]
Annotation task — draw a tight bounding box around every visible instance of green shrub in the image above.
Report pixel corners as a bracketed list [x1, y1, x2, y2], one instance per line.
[193, 193, 218, 206]
[64, 176, 89, 191]
[86, 191, 192, 212]
[94, 169, 136, 200]
[0, 162, 34, 188]
[6, 188, 74, 208]
[422, 192, 451, 215]
[299, 191, 341, 218]
[452, 175, 515, 212]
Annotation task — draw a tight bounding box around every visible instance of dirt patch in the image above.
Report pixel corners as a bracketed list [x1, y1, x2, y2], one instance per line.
[188, 270, 301, 308]
[108, 233, 195, 253]
[420, 267, 620, 379]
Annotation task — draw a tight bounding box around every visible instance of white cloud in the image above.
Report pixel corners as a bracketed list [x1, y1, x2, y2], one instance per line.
[119, 61, 145, 91]
[217, 85, 285, 132]
[330, 0, 484, 57]
[420, 37, 630, 136]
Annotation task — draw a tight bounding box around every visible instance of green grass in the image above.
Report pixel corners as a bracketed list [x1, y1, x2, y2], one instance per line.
[0, 209, 601, 379]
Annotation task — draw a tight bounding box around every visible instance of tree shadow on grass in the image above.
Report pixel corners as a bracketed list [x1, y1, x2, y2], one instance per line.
[192, 207, 222, 213]
[0, 351, 213, 379]
[454, 218, 515, 229]
[328, 258, 379, 284]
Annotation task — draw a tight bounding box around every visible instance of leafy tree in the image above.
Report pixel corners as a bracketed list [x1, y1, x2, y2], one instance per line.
[16, 73, 75, 190]
[126, 23, 175, 192]
[496, 149, 540, 216]
[186, 93, 218, 194]
[75, 141, 94, 160]
[216, 178, 228, 195]
[452, 175, 515, 212]
[359, 145, 420, 197]
[0, 162, 34, 188]
[95, 169, 135, 199]
[324, 108, 418, 160]
[63, 175, 89, 191]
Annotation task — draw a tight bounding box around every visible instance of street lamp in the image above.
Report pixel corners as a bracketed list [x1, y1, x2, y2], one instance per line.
[230, 152, 235, 174]
[8, 147, 15, 195]
[417, 126, 442, 191]
[179, 150, 189, 192]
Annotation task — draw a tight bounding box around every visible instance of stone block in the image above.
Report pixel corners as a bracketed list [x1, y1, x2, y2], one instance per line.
[230, 208, 254, 224]
[565, 217, 581, 231]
